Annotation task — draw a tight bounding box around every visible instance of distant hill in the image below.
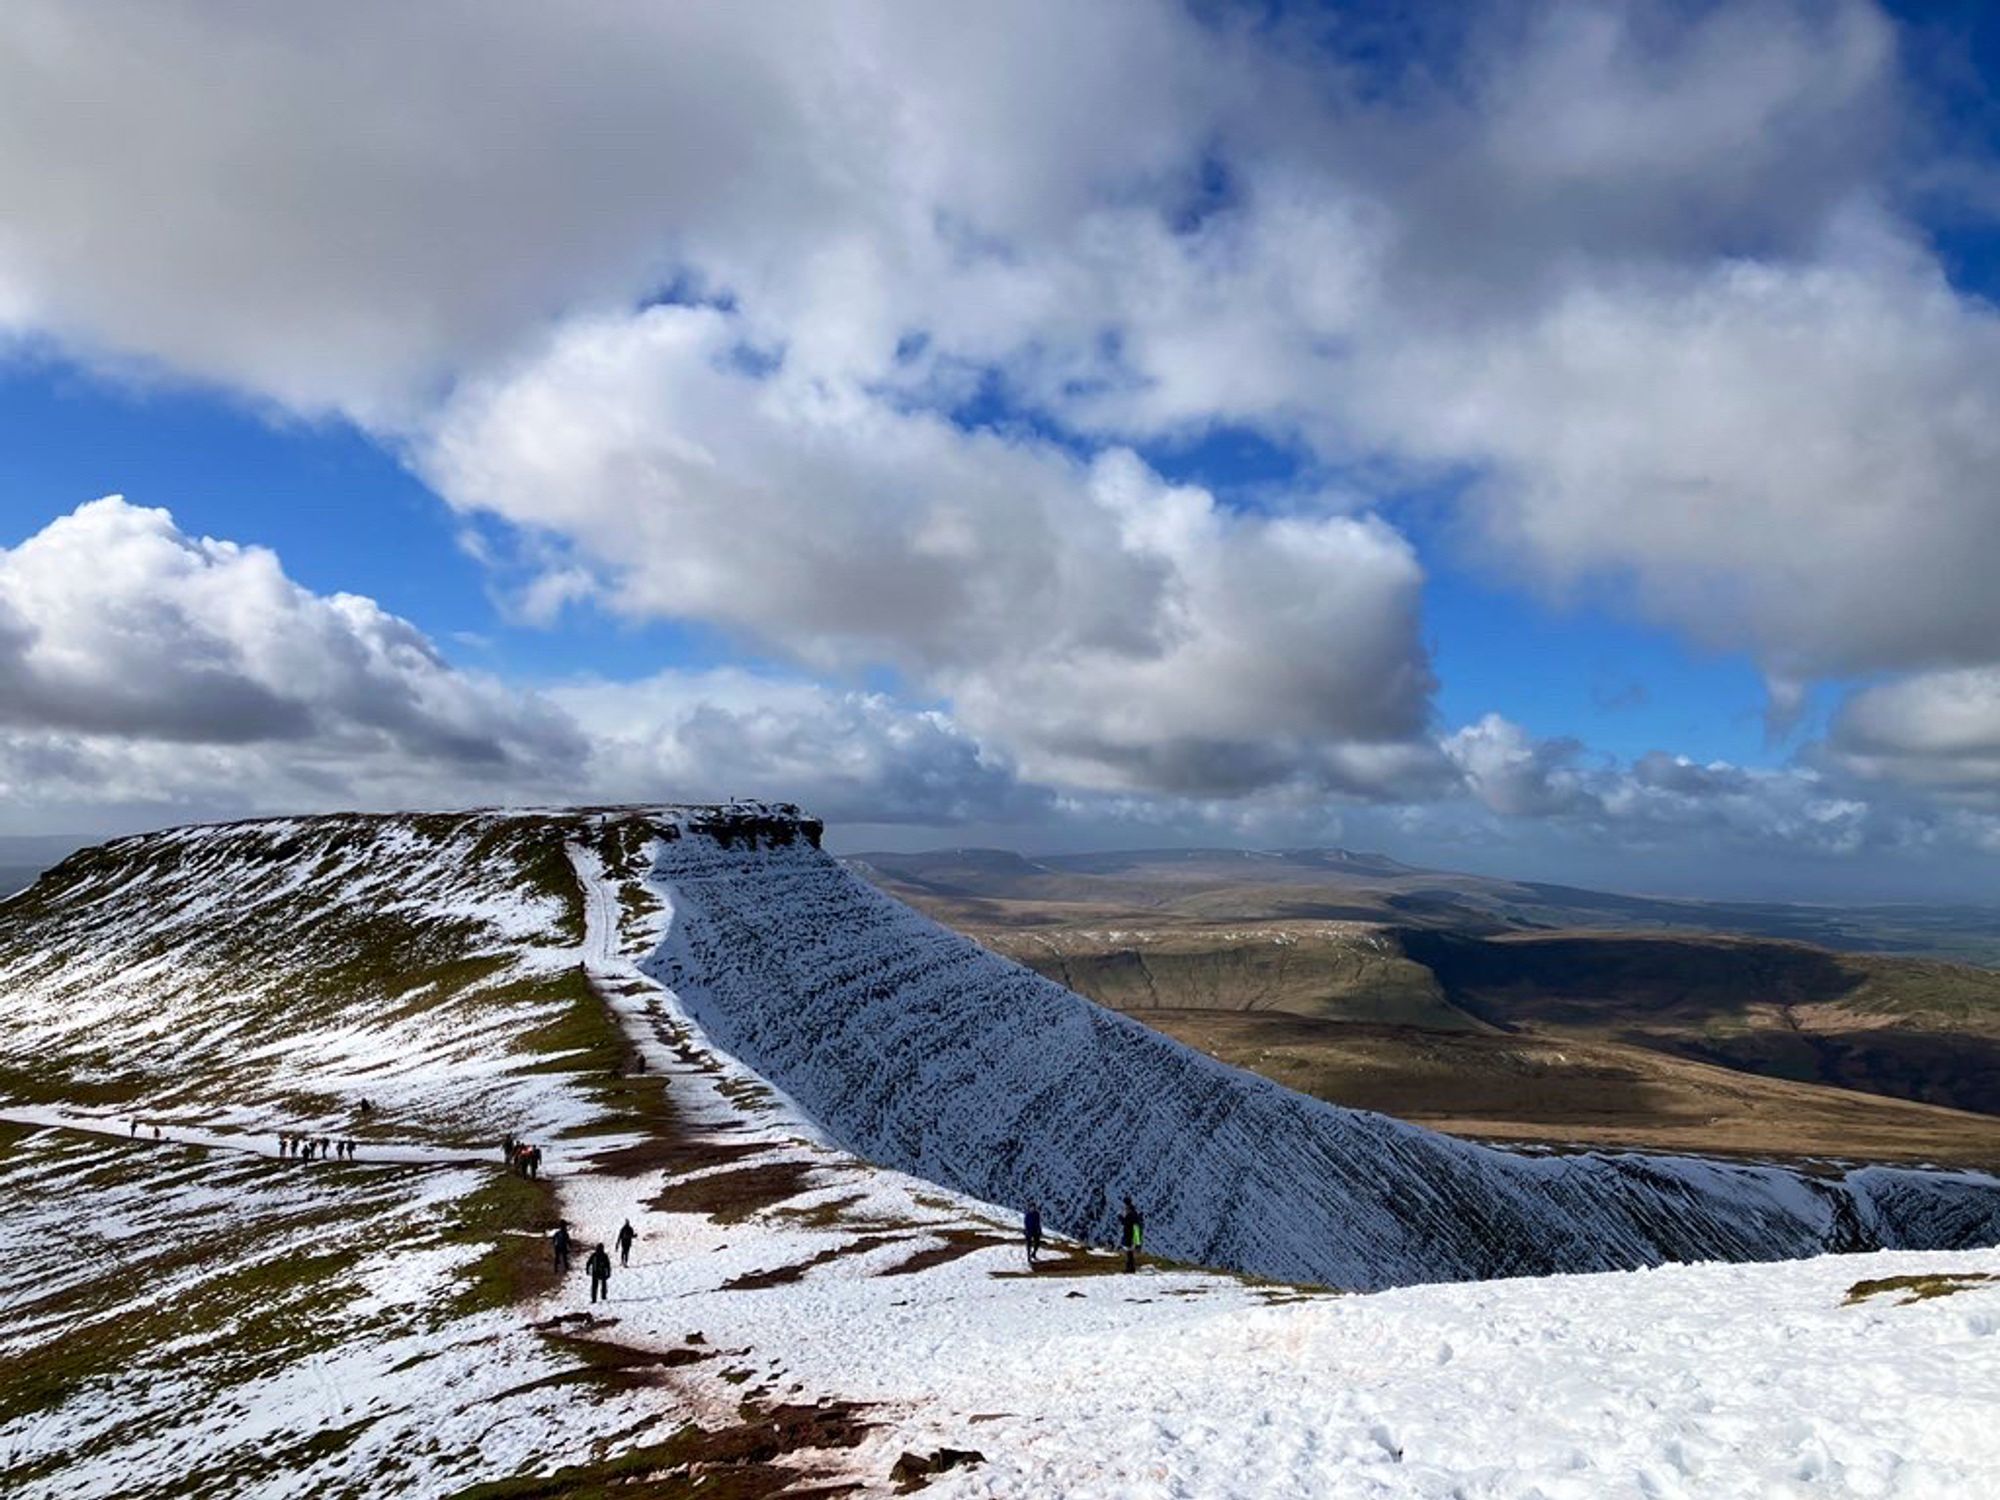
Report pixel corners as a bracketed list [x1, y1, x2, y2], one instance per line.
[850, 845, 2000, 963]
[855, 844, 2000, 1165]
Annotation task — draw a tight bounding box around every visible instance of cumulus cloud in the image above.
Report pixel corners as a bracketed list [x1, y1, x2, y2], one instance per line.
[1827, 668, 2000, 799]
[421, 305, 1442, 800]
[0, 497, 582, 769]
[0, 0, 1213, 420]
[1443, 713, 1898, 860]
[1354, 237, 2000, 686]
[552, 669, 1048, 827]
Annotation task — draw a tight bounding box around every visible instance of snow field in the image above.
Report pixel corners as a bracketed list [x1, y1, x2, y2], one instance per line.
[539, 826, 2000, 1498]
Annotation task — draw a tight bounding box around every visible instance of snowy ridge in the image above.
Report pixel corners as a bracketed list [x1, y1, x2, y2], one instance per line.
[640, 826, 2000, 1290]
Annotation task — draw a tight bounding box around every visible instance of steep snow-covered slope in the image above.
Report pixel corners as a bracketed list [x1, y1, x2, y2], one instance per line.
[639, 825, 2000, 1290]
[0, 811, 612, 1142]
[5, 806, 1998, 1498]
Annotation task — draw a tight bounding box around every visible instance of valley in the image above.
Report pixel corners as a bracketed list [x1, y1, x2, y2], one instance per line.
[856, 847, 2000, 1170]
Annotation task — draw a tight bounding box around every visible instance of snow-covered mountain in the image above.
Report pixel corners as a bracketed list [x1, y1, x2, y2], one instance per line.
[4, 805, 1998, 1498]
[642, 816, 2000, 1289]
[5, 807, 1997, 1293]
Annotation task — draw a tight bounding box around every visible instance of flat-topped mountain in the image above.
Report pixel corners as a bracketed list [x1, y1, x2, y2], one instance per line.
[5, 806, 1999, 1497]
[6, 809, 1998, 1294]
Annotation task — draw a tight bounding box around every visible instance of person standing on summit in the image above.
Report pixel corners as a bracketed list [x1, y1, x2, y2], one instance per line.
[1118, 1197, 1144, 1273]
[586, 1243, 612, 1304]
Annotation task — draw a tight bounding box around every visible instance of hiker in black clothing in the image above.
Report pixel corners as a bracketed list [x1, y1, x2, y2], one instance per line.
[616, 1220, 636, 1267]
[552, 1222, 573, 1274]
[129, 1120, 139, 1139]
[1118, 1197, 1143, 1273]
[502, 1134, 515, 1165]
[1024, 1205, 1043, 1268]
[527, 1146, 543, 1180]
[586, 1244, 612, 1303]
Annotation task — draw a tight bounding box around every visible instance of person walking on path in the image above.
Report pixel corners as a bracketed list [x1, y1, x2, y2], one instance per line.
[1024, 1205, 1043, 1269]
[1118, 1197, 1144, 1273]
[616, 1220, 636, 1268]
[527, 1146, 543, 1180]
[587, 1243, 612, 1304]
[552, 1222, 573, 1275]
[130, 1120, 139, 1139]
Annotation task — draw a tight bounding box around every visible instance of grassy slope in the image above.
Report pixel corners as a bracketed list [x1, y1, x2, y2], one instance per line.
[0, 810, 696, 1498]
[1140, 1009, 2000, 1171]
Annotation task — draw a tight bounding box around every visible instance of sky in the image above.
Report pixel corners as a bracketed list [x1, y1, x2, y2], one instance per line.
[2, 0, 2000, 901]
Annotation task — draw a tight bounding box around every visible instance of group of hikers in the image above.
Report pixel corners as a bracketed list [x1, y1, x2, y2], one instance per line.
[542, 1197, 1143, 1307]
[1021, 1196, 1144, 1272]
[502, 1135, 544, 1179]
[278, 1134, 357, 1161]
[552, 1218, 638, 1304]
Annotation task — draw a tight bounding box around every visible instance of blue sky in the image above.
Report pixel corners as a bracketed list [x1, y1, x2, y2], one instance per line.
[1, 1, 1998, 900]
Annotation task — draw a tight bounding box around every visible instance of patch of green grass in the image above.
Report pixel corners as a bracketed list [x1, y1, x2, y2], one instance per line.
[440, 1167, 561, 1315]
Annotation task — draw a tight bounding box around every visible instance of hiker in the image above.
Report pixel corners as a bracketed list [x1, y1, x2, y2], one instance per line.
[1024, 1204, 1043, 1268]
[552, 1222, 572, 1274]
[276, 1135, 288, 1157]
[130, 1120, 139, 1139]
[151, 1126, 161, 1142]
[358, 1098, 372, 1116]
[587, 1243, 612, 1304]
[501, 1134, 515, 1165]
[527, 1146, 543, 1180]
[1118, 1197, 1144, 1273]
[616, 1219, 636, 1268]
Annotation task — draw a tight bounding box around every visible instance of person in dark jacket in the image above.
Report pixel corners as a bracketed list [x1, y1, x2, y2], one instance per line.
[1118, 1197, 1143, 1273]
[586, 1244, 612, 1303]
[552, 1221, 573, 1274]
[616, 1219, 636, 1267]
[1024, 1205, 1043, 1268]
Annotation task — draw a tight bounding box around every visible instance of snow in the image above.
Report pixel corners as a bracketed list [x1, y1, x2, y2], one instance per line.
[634, 827, 2000, 1290]
[6, 807, 1996, 1498]
[538, 822, 2000, 1498]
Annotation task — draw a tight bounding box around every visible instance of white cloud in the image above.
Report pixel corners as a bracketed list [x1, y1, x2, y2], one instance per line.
[1353, 234, 2000, 685]
[553, 668, 1047, 827]
[0, 496, 581, 768]
[421, 305, 1441, 799]
[1827, 668, 2000, 799]
[0, 497, 1059, 831]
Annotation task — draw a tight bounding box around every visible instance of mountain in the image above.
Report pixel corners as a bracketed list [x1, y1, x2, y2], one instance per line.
[6, 808, 2000, 1495]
